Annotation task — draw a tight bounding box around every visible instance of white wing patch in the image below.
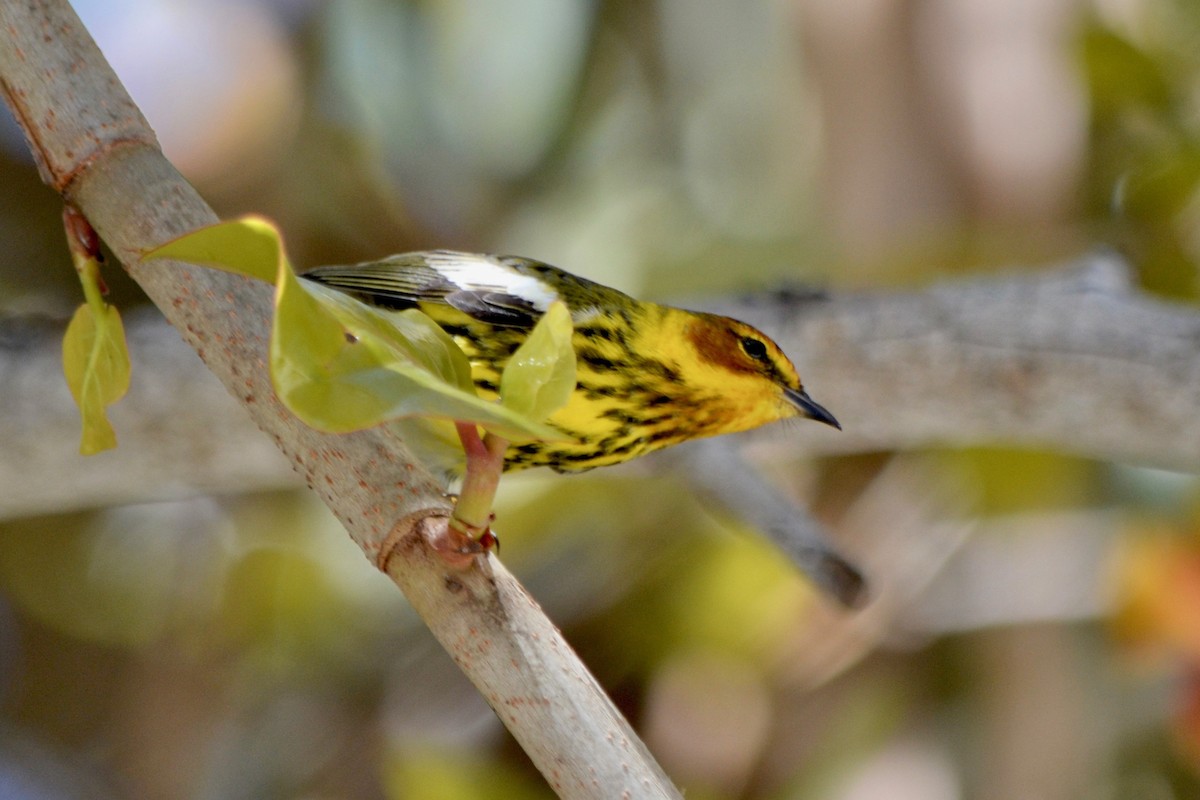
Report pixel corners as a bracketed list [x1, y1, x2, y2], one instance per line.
[424, 251, 559, 311]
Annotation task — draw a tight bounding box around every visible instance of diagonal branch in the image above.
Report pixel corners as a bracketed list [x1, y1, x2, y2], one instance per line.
[0, 1, 680, 796]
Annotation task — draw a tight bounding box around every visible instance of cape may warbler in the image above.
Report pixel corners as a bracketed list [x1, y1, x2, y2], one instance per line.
[302, 251, 839, 472]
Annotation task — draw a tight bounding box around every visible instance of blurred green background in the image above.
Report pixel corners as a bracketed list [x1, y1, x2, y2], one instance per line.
[3, 0, 1200, 798]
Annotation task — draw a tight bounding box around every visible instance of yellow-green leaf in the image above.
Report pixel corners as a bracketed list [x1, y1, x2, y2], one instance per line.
[143, 214, 567, 444]
[499, 300, 576, 422]
[62, 301, 132, 454]
[301, 281, 475, 392]
[143, 216, 282, 283]
[273, 264, 565, 441]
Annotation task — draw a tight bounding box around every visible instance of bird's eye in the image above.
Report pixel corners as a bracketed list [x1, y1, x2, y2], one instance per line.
[740, 336, 769, 361]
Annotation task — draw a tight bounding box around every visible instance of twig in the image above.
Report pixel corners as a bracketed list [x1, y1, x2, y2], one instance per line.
[663, 437, 867, 608]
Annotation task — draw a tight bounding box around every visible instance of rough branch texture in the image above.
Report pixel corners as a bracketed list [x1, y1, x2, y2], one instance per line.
[710, 254, 1200, 473]
[0, 2, 680, 796]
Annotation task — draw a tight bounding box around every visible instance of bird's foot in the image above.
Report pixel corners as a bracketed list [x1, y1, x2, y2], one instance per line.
[425, 511, 499, 569]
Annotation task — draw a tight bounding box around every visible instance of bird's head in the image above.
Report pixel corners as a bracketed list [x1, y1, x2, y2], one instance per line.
[679, 312, 841, 435]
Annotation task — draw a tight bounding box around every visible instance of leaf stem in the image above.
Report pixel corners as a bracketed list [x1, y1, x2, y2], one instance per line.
[64, 205, 106, 311]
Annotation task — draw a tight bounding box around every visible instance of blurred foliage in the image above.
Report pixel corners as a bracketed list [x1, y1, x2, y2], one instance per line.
[3, 0, 1200, 798]
[1080, 3, 1200, 298]
[383, 745, 548, 800]
[940, 449, 1101, 514]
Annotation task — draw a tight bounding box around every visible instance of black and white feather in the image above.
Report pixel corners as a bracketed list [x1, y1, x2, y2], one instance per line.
[302, 250, 622, 329]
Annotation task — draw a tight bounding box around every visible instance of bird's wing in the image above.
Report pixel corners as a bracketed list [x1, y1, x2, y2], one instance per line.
[301, 251, 556, 329]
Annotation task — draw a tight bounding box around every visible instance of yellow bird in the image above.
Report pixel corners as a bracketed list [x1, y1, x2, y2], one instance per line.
[302, 251, 839, 472]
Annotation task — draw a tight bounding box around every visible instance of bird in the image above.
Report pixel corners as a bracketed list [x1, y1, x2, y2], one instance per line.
[301, 250, 839, 474]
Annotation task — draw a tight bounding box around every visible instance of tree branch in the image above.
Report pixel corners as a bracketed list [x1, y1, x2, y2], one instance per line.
[704, 254, 1200, 473]
[0, 2, 680, 796]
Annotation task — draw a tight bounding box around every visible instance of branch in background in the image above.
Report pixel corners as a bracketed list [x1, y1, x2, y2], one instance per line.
[715, 253, 1200, 473]
[0, 2, 681, 796]
[0, 311, 294, 518]
[771, 457, 1118, 690]
[665, 437, 868, 608]
[772, 458, 976, 689]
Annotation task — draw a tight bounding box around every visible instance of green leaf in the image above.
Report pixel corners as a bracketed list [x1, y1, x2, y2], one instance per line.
[62, 301, 132, 454]
[301, 281, 475, 392]
[274, 265, 565, 441]
[142, 216, 281, 283]
[143, 214, 566, 444]
[1079, 27, 1173, 120]
[499, 300, 576, 422]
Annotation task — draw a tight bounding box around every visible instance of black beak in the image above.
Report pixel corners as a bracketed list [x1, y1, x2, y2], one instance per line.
[785, 387, 841, 430]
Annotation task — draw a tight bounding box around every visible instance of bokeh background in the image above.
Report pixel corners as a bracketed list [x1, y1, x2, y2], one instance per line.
[3, 0, 1200, 797]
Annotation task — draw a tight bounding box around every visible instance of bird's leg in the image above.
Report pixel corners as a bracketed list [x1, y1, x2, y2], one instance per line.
[445, 421, 507, 552]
